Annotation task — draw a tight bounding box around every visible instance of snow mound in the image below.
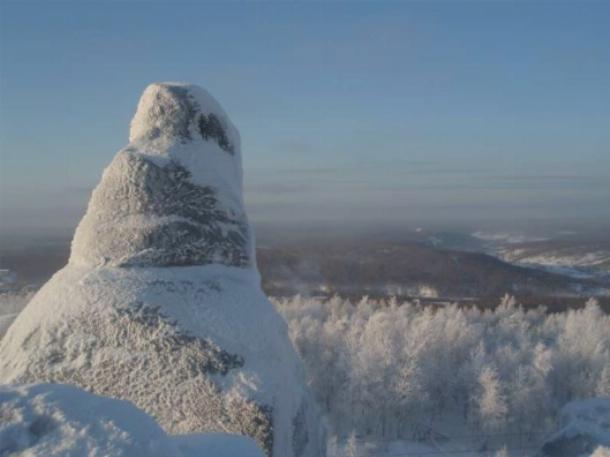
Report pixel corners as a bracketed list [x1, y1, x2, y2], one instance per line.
[543, 398, 610, 457]
[0, 383, 264, 457]
[0, 82, 324, 457]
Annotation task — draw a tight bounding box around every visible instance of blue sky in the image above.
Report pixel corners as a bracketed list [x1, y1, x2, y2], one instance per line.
[1, 1, 609, 235]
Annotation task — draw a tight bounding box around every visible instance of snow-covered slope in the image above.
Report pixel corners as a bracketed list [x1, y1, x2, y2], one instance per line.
[543, 398, 610, 457]
[0, 383, 265, 457]
[0, 83, 324, 457]
[471, 232, 610, 282]
[499, 246, 610, 281]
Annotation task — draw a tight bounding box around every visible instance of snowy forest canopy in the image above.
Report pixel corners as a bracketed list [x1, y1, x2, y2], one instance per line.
[274, 296, 610, 445]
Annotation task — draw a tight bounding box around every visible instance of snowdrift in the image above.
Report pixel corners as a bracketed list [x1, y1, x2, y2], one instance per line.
[543, 398, 610, 457]
[0, 383, 264, 457]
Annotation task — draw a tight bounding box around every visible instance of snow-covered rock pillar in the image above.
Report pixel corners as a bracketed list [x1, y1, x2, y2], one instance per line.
[71, 83, 254, 269]
[0, 83, 325, 457]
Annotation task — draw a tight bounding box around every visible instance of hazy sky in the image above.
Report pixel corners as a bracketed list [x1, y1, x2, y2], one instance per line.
[1, 1, 609, 236]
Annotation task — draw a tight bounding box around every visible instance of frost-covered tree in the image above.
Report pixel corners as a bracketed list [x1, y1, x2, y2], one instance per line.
[274, 295, 610, 445]
[477, 366, 508, 431]
[495, 445, 509, 457]
[344, 432, 360, 457]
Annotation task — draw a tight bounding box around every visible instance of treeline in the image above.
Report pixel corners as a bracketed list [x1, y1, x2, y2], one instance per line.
[274, 295, 610, 443]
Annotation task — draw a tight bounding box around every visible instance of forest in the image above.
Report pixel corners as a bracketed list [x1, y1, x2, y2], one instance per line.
[275, 295, 610, 447]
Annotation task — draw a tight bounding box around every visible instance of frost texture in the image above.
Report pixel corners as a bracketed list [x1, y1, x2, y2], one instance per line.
[0, 83, 325, 457]
[276, 295, 610, 447]
[71, 82, 249, 268]
[0, 383, 266, 457]
[8, 302, 274, 452]
[0, 269, 290, 453]
[72, 152, 249, 267]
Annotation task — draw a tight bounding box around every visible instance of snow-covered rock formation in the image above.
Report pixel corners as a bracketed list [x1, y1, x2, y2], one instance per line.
[0, 383, 265, 457]
[0, 83, 324, 457]
[72, 83, 251, 268]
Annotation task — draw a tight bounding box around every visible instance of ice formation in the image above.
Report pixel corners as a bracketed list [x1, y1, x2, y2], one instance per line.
[0, 83, 324, 457]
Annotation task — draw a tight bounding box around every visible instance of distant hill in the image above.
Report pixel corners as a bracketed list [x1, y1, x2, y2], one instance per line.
[2, 235, 609, 311]
[257, 241, 609, 308]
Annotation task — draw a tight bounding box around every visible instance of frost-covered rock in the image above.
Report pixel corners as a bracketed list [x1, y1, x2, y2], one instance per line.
[0, 383, 265, 457]
[0, 83, 324, 457]
[542, 398, 610, 457]
[71, 83, 251, 268]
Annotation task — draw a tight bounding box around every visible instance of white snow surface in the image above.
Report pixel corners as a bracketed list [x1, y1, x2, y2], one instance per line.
[543, 397, 610, 456]
[0, 265, 301, 408]
[0, 383, 264, 457]
[498, 247, 610, 271]
[471, 231, 549, 244]
[546, 398, 610, 448]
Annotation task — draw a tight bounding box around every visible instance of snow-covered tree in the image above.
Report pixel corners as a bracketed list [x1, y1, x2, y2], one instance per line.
[344, 431, 360, 457]
[274, 295, 609, 444]
[477, 366, 508, 431]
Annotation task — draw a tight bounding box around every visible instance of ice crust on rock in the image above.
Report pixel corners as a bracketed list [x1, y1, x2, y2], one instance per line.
[0, 83, 325, 457]
[71, 82, 252, 268]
